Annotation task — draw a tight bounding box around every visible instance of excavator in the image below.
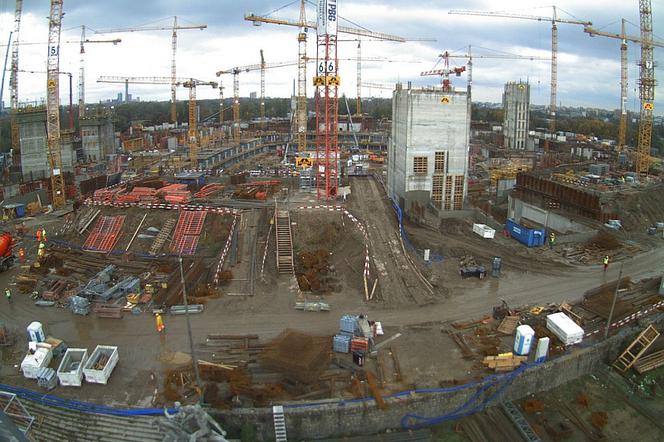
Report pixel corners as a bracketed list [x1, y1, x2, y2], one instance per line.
[0, 232, 16, 272]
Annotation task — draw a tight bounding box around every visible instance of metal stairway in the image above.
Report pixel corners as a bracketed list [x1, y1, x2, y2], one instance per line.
[272, 405, 287, 442]
[275, 210, 294, 274]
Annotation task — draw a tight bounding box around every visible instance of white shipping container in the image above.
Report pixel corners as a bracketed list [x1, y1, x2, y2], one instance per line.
[546, 312, 584, 345]
[472, 223, 496, 239]
[83, 345, 119, 385]
[57, 348, 88, 387]
[21, 348, 52, 379]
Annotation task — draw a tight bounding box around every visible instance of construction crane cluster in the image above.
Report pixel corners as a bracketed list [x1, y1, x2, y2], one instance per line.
[3, 0, 660, 209]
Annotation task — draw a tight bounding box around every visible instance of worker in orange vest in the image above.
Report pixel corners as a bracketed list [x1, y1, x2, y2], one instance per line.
[155, 313, 165, 333]
[18, 247, 25, 264]
[36, 228, 42, 243]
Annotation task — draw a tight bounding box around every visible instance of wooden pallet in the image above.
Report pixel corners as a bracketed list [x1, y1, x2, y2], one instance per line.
[497, 316, 520, 335]
[613, 325, 660, 372]
[483, 354, 527, 372]
[93, 304, 123, 319]
[275, 210, 294, 274]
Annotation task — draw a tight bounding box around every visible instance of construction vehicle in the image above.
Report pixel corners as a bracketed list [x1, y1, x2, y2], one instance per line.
[0, 232, 16, 272]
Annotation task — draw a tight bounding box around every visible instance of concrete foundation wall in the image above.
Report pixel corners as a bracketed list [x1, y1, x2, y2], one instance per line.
[509, 196, 595, 234]
[211, 314, 664, 440]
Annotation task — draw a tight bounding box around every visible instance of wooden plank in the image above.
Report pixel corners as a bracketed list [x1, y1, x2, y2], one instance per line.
[613, 325, 660, 372]
[389, 346, 403, 382]
[634, 349, 664, 374]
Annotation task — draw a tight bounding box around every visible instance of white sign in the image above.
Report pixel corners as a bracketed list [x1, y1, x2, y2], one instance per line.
[317, 0, 338, 36]
[318, 60, 337, 75]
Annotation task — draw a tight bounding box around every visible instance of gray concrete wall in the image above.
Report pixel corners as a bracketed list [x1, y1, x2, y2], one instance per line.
[211, 314, 664, 440]
[509, 196, 595, 234]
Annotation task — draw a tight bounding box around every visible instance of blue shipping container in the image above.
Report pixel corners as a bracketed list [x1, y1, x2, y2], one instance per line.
[505, 219, 546, 247]
[333, 335, 351, 353]
[339, 315, 358, 334]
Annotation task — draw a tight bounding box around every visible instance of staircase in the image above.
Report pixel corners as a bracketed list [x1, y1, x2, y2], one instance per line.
[275, 210, 294, 275]
[272, 405, 288, 442]
[149, 219, 176, 255]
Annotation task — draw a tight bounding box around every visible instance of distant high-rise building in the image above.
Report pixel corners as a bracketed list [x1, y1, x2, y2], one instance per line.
[117, 93, 123, 103]
[127, 93, 132, 102]
[503, 81, 530, 150]
[249, 92, 257, 99]
[388, 82, 470, 216]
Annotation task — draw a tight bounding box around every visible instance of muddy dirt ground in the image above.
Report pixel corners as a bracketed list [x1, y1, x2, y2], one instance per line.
[3, 176, 664, 410]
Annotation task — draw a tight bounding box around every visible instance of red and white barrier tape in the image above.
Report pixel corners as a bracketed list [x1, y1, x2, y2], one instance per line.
[213, 216, 239, 286]
[585, 300, 664, 337]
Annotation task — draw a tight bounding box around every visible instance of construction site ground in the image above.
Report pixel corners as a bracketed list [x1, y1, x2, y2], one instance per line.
[3, 175, 664, 413]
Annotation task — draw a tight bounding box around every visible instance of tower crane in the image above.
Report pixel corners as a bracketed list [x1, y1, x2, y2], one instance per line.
[9, 0, 22, 171]
[443, 46, 550, 97]
[91, 17, 207, 123]
[260, 49, 267, 129]
[584, 19, 664, 152]
[449, 7, 591, 150]
[46, 0, 66, 209]
[76, 26, 121, 118]
[216, 56, 392, 143]
[13, 69, 75, 129]
[181, 78, 218, 165]
[636, 0, 656, 175]
[216, 59, 302, 142]
[421, 51, 466, 92]
[97, 76, 216, 164]
[245, 1, 410, 154]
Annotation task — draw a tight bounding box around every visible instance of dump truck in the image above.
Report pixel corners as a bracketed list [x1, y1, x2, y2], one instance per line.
[0, 232, 16, 272]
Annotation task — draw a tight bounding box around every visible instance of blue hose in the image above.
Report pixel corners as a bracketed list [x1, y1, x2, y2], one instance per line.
[0, 383, 176, 416]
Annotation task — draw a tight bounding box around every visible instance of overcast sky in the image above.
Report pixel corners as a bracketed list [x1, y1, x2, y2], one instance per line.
[0, 0, 662, 115]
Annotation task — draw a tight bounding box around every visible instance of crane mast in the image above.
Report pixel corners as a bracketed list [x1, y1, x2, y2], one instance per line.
[46, 0, 66, 208]
[637, 0, 655, 175]
[260, 49, 266, 129]
[584, 16, 664, 157]
[314, 0, 340, 200]
[448, 8, 591, 156]
[296, 0, 308, 152]
[9, 0, 23, 172]
[620, 19, 628, 149]
[171, 17, 178, 123]
[92, 17, 206, 124]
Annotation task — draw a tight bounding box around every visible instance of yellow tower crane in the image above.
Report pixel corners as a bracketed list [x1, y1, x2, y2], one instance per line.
[9, 0, 23, 173]
[46, 0, 66, 208]
[180, 78, 218, 166]
[449, 7, 591, 153]
[91, 17, 206, 123]
[96, 76, 216, 165]
[584, 20, 664, 153]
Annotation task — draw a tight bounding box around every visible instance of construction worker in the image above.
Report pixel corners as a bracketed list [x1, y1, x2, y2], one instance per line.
[549, 232, 556, 250]
[37, 242, 46, 260]
[36, 228, 42, 243]
[5, 288, 11, 304]
[18, 247, 25, 264]
[41, 228, 47, 242]
[603, 255, 610, 272]
[155, 313, 165, 333]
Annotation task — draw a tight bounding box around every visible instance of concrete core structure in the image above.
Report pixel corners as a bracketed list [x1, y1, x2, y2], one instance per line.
[16, 108, 76, 181]
[387, 82, 470, 217]
[503, 81, 530, 150]
[80, 113, 115, 162]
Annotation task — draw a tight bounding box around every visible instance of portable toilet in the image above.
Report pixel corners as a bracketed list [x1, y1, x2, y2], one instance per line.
[514, 325, 535, 356]
[27, 321, 45, 343]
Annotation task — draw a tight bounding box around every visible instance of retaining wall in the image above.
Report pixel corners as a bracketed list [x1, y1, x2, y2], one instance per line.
[211, 313, 664, 440]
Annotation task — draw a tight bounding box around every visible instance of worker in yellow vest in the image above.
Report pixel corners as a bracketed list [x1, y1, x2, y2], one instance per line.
[37, 242, 46, 260]
[155, 313, 165, 333]
[603, 255, 610, 272]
